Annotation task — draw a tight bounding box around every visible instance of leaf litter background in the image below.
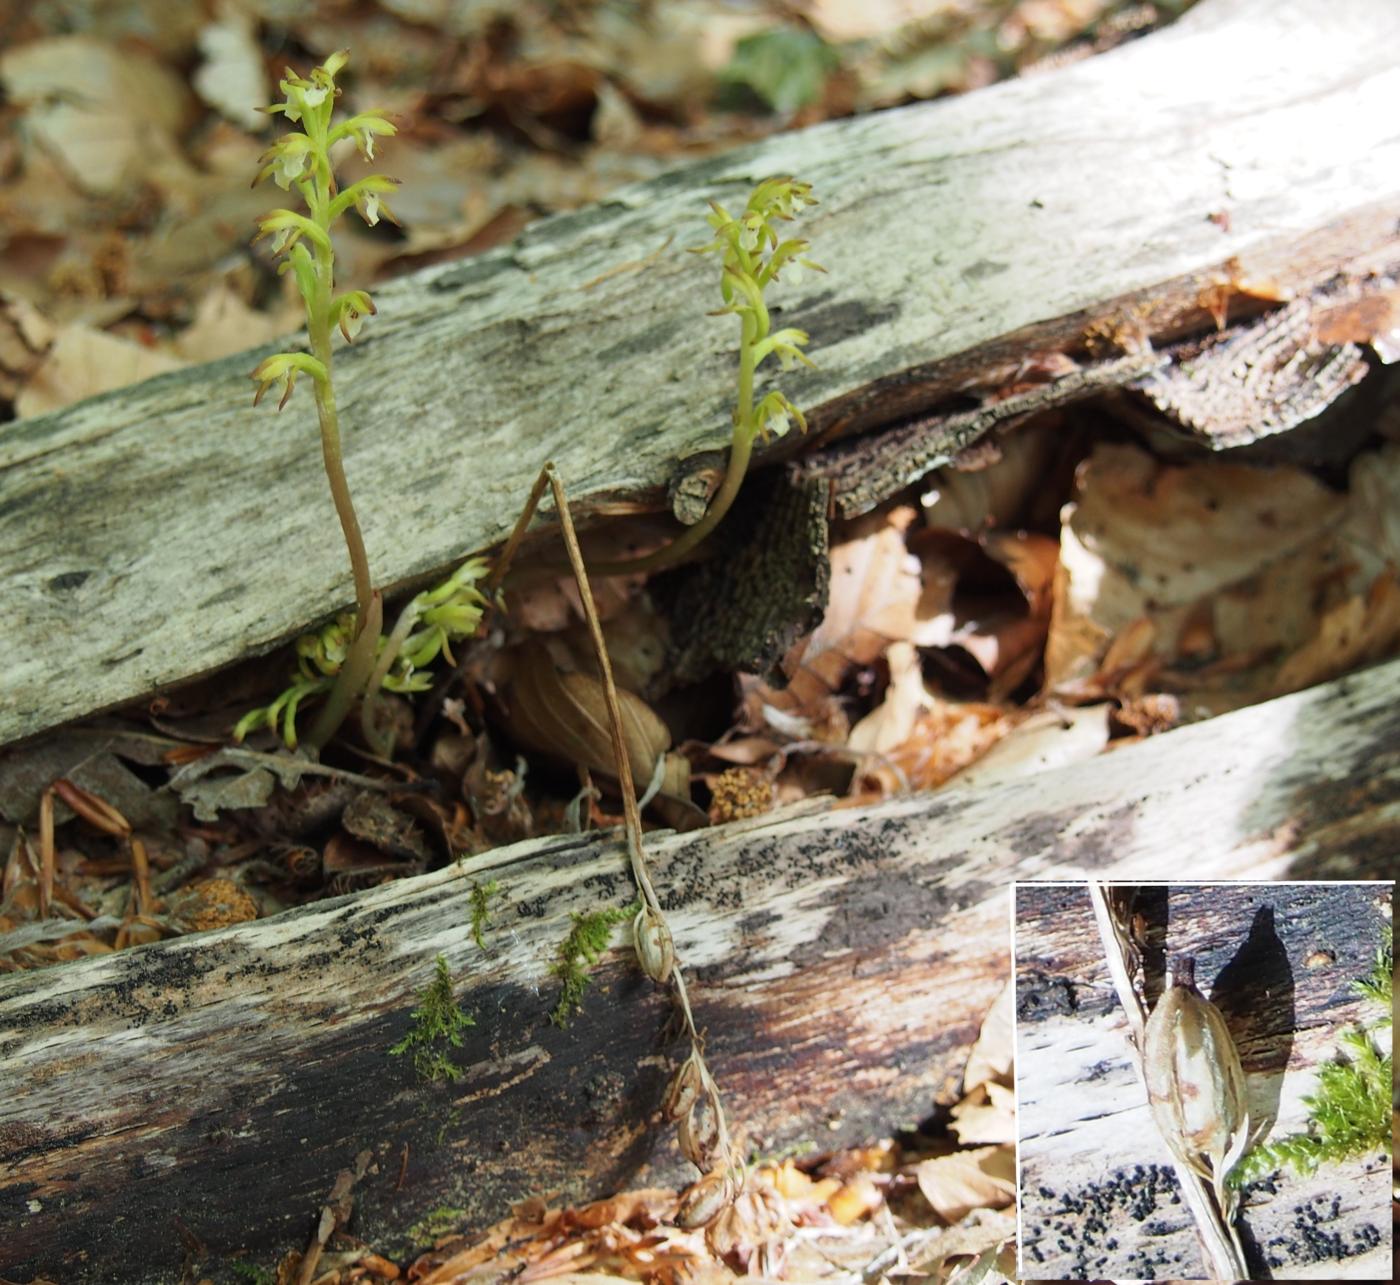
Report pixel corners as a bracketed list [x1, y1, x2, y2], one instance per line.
[5, 0, 1400, 1282]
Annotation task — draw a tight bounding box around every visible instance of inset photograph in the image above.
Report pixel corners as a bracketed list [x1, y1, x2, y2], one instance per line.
[1014, 881, 1392, 1281]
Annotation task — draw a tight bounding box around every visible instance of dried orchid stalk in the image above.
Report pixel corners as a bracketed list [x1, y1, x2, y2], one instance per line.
[1087, 883, 1249, 1280]
[494, 463, 741, 1226]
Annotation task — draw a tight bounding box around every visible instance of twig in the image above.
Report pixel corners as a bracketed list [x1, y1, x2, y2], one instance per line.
[536, 461, 742, 1220]
[297, 1148, 373, 1285]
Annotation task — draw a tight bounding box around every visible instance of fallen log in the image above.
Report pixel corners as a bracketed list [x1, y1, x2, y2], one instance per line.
[2, 655, 1397, 1282]
[1015, 882, 1393, 1281]
[3, 0, 1399, 746]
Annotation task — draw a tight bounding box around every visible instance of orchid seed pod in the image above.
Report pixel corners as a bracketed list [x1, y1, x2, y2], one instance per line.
[662, 1050, 705, 1121]
[1143, 955, 1250, 1219]
[678, 1086, 724, 1170]
[676, 1167, 734, 1229]
[634, 904, 674, 984]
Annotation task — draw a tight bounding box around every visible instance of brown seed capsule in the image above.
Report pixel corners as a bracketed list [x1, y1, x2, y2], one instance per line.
[1143, 955, 1249, 1213]
[676, 1168, 733, 1228]
[634, 905, 674, 984]
[678, 1087, 723, 1170]
[662, 1051, 705, 1122]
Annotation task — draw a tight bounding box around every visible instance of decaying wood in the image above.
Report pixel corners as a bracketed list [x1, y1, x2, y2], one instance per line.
[1016, 883, 1393, 1281]
[2, 0, 1398, 746]
[3, 656, 1398, 1282]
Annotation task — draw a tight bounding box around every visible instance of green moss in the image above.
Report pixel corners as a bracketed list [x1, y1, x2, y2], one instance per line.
[389, 954, 474, 1084]
[748, 1137, 819, 1166]
[469, 878, 501, 950]
[230, 1265, 274, 1285]
[1233, 925, 1392, 1186]
[549, 901, 640, 1027]
[405, 1205, 468, 1245]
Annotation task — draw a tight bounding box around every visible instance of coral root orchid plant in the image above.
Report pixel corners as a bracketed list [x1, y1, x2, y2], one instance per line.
[246, 51, 398, 751]
[237, 53, 488, 755]
[595, 176, 822, 575]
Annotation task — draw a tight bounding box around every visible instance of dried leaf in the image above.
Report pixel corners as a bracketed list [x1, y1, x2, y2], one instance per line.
[914, 1145, 1016, 1223]
[847, 640, 929, 754]
[962, 980, 1014, 1093]
[1044, 442, 1350, 704]
[921, 424, 1060, 533]
[175, 766, 276, 823]
[193, 6, 268, 130]
[0, 36, 190, 196]
[826, 1172, 883, 1225]
[174, 283, 291, 365]
[16, 324, 185, 419]
[855, 696, 1010, 797]
[502, 641, 671, 789]
[949, 1082, 1016, 1146]
[745, 507, 923, 739]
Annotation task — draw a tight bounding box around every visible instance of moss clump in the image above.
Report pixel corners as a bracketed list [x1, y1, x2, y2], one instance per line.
[469, 879, 501, 950]
[1233, 926, 1392, 1185]
[389, 954, 475, 1083]
[550, 902, 640, 1027]
[405, 1205, 468, 1245]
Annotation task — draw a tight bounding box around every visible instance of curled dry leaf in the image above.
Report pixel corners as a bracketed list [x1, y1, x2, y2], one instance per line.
[853, 695, 1010, 798]
[921, 422, 1060, 533]
[501, 640, 672, 790]
[914, 1145, 1016, 1223]
[743, 507, 923, 741]
[962, 979, 1015, 1093]
[949, 1082, 1016, 1146]
[1044, 441, 1377, 708]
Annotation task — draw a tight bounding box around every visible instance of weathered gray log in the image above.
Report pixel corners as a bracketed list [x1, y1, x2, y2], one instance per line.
[3, 0, 1399, 747]
[2, 656, 1397, 1282]
[1016, 883, 1393, 1281]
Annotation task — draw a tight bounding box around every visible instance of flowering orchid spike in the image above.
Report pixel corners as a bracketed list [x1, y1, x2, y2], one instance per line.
[333, 291, 377, 343]
[250, 352, 328, 410]
[591, 175, 821, 582]
[332, 112, 397, 162]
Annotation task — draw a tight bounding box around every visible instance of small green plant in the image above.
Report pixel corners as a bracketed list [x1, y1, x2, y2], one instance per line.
[235, 557, 489, 751]
[1232, 926, 1392, 1185]
[230, 1264, 275, 1285]
[245, 51, 399, 750]
[550, 901, 640, 1026]
[720, 29, 840, 114]
[389, 954, 475, 1084]
[469, 878, 501, 949]
[405, 1205, 468, 1245]
[595, 177, 821, 575]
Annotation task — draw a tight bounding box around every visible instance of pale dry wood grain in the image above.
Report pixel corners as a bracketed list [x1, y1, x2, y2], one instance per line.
[2, 654, 1397, 1282]
[2, 0, 1399, 745]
